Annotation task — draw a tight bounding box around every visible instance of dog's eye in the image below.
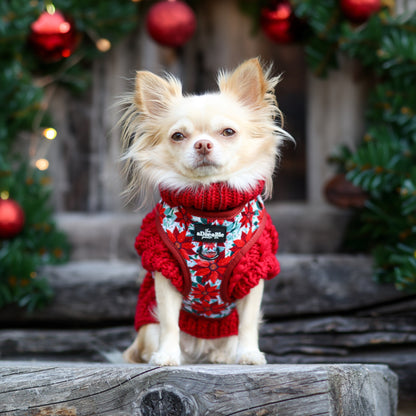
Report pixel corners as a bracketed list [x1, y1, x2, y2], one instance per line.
[221, 128, 236, 137]
[171, 132, 185, 142]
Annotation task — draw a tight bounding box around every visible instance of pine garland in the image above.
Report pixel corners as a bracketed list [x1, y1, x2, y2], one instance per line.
[337, 12, 416, 292]
[294, 2, 416, 292]
[240, 1, 416, 292]
[0, 0, 137, 310]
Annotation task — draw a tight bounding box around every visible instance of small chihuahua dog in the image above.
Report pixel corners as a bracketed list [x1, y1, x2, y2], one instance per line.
[121, 58, 291, 366]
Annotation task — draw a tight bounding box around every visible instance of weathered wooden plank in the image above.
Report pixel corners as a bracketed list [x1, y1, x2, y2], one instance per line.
[262, 315, 416, 335]
[3, 315, 416, 361]
[328, 365, 397, 416]
[0, 363, 397, 416]
[262, 255, 414, 318]
[0, 316, 414, 400]
[0, 327, 132, 363]
[0, 261, 142, 324]
[267, 349, 416, 405]
[1, 255, 414, 325]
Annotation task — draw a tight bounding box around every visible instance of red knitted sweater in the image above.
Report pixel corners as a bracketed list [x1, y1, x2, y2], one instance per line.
[134, 182, 280, 339]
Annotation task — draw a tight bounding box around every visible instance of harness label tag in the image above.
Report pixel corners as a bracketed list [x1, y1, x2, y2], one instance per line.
[193, 224, 227, 243]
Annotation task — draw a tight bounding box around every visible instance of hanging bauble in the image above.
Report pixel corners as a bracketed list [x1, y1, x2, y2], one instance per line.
[146, 0, 196, 48]
[340, 0, 381, 23]
[0, 199, 25, 239]
[324, 173, 367, 208]
[29, 10, 80, 62]
[260, 0, 301, 44]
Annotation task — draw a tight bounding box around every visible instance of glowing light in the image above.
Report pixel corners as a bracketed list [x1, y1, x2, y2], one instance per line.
[267, 4, 291, 20]
[61, 48, 71, 58]
[59, 22, 71, 33]
[46, 3, 56, 14]
[35, 158, 49, 171]
[43, 127, 57, 140]
[96, 38, 112, 52]
[1, 190, 9, 200]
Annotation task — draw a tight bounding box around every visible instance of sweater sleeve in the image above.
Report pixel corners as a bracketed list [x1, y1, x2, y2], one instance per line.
[227, 212, 280, 300]
[135, 207, 184, 293]
[134, 271, 158, 330]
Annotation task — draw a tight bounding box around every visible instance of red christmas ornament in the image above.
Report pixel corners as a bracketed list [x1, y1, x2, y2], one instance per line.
[29, 10, 80, 62]
[261, 0, 299, 44]
[0, 199, 25, 239]
[324, 173, 367, 208]
[340, 0, 381, 23]
[146, 0, 196, 48]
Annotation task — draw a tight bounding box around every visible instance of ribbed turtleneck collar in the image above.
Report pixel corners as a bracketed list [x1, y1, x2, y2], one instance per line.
[159, 181, 264, 212]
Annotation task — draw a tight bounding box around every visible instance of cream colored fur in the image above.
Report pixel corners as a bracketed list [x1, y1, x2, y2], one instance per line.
[123, 273, 264, 365]
[121, 58, 291, 366]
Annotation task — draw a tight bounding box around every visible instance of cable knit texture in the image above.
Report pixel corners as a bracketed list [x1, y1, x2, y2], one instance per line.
[134, 181, 280, 339]
[159, 181, 265, 212]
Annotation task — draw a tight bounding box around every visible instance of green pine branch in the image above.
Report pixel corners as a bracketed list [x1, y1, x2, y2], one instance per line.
[301, 2, 416, 292]
[0, 0, 138, 310]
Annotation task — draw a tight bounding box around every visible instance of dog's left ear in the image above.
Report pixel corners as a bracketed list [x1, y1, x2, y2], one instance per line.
[218, 58, 268, 108]
[134, 71, 182, 117]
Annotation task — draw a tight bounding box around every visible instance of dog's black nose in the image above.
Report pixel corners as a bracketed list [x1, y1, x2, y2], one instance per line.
[194, 139, 213, 155]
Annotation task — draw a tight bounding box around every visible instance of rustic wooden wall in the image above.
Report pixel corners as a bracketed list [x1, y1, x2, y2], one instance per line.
[43, 0, 416, 212]
[47, 0, 306, 212]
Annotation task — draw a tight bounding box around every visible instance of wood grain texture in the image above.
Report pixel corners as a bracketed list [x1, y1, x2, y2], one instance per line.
[1, 321, 414, 400]
[0, 363, 397, 416]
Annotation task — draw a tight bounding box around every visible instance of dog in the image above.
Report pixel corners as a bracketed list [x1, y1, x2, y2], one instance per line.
[120, 58, 291, 366]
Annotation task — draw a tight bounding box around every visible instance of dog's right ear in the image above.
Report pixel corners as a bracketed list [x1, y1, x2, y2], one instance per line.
[134, 71, 182, 116]
[218, 58, 268, 109]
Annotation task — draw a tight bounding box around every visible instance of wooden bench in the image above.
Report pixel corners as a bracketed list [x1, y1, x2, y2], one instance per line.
[0, 363, 397, 416]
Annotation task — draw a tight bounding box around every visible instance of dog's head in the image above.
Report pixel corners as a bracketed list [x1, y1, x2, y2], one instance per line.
[121, 58, 291, 203]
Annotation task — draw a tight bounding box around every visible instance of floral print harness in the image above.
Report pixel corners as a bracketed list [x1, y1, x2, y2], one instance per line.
[156, 196, 266, 320]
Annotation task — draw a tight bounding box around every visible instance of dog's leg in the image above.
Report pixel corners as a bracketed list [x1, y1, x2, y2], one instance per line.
[236, 279, 266, 365]
[123, 324, 160, 363]
[149, 271, 183, 366]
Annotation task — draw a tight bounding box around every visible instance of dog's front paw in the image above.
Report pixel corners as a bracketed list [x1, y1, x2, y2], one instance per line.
[237, 348, 267, 365]
[149, 350, 181, 366]
[123, 344, 141, 364]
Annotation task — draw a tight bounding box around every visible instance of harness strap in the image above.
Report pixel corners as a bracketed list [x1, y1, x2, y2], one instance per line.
[155, 196, 266, 319]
